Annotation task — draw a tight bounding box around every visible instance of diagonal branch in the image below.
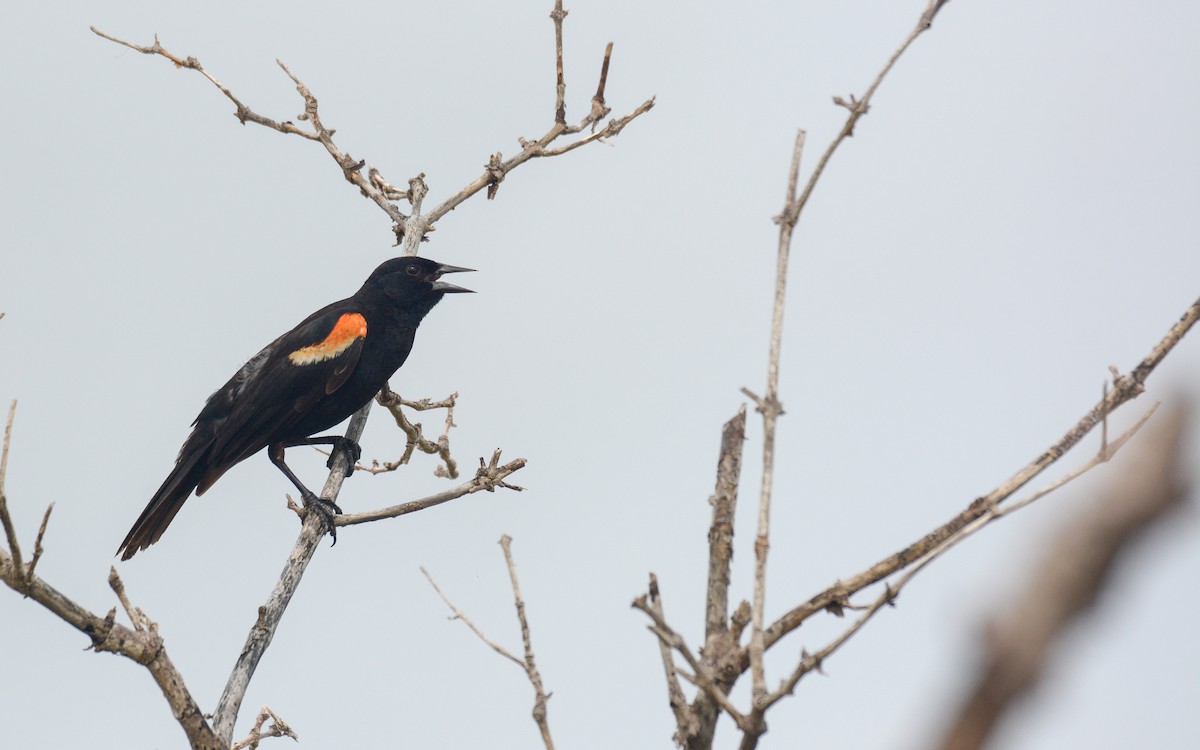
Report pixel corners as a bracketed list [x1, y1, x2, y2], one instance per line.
[89, 27, 408, 234]
[212, 404, 372, 743]
[780, 0, 950, 229]
[752, 294, 1200, 668]
[934, 402, 1190, 750]
[632, 587, 748, 730]
[0, 555, 219, 748]
[761, 402, 1162, 709]
[646, 573, 695, 744]
[422, 566, 525, 669]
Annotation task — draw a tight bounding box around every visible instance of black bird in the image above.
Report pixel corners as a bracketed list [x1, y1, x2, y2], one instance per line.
[118, 256, 473, 560]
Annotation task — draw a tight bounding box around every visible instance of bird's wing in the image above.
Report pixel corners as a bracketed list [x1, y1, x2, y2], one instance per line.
[205, 306, 367, 469]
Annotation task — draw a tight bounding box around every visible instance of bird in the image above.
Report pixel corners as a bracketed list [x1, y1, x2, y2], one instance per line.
[117, 256, 473, 560]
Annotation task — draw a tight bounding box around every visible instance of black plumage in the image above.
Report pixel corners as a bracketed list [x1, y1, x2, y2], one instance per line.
[118, 256, 472, 560]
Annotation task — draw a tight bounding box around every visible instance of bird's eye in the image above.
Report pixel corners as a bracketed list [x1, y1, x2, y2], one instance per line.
[405, 264, 420, 277]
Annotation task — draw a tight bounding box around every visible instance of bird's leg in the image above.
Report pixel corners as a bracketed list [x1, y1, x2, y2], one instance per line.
[268, 442, 342, 544]
[287, 434, 363, 476]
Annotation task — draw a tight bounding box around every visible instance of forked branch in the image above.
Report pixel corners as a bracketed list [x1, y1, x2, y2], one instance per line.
[424, 536, 556, 750]
[91, 2, 653, 251]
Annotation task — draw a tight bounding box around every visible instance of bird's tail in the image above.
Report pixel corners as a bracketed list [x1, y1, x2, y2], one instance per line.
[117, 444, 209, 560]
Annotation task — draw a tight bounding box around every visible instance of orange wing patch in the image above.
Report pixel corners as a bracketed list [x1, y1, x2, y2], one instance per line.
[288, 313, 367, 366]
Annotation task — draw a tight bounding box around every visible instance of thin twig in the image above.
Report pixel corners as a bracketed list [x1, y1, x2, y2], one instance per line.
[423, 537, 557, 750]
[230, 705, 298, 750]
[551, 0, 568, 125]
[421, 566, 524, 667]
[365, 386, 460, 478]
[739, 128, 807, 747]
[89, 28, 410, 238]
[500, 535, 556, 750]
[0, 401, 23, 577]
[762, 402, 1161, 707]
[752, 295, 1200, 668]
[590, 43, 614, 127]
[25, 502, 53, 582]
[0, 548, 219, 748]
[336, 451, 525, 527]
[632, 592, 748, 729]
[647, 573, 699, 744]
[780, 0, 950, 229]
[108, 567, 144, 631]
[935, 403, 1189, 750]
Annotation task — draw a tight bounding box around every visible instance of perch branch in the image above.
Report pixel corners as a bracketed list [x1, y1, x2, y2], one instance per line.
[212, 405, 372, 743]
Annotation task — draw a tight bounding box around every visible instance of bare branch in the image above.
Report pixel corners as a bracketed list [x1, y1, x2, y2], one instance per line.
[231, 705, 298, 750]
[0, 401, 21, 575]
[89, 28, 411, 238]
[551, 0, 568, 125]
[780, 0, 952, 229]
[645, 573, 699, 745]
[336, 450, 525, 527]
[422, 566, 524, 668]
[737, 127, 809, 749]
[759, 399, 1164, 708]
[212, 404, 372, 743]
[1, 549, 219, 748]
[935, 402, 1190, 750]
[423, 537, 556, 750]
[704, 407, 747, 645]
[108, 566, 145, 632]
[25, 502, 53, 582]
[500, 535, 556, 750]
[754, 295, 1200, 666]
[365, 386, 460, 478]
[632, 590, 747, 730]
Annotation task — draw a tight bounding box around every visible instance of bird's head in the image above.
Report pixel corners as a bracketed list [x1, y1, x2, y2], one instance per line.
[364, 256, 475, 302]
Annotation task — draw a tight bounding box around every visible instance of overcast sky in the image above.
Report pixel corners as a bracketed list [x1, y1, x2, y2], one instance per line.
[2, 1, 1198, 748]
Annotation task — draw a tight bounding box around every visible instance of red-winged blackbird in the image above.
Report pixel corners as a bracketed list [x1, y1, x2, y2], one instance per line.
[118, 256, 473, 560]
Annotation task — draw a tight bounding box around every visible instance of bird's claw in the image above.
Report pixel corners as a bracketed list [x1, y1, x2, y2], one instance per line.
[302, 491, 343, 544]
[326, 437, 363, 477]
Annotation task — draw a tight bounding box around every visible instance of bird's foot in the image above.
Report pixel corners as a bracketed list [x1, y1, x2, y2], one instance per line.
[302, 491, 344, 545]
[325, 437, 363, 477]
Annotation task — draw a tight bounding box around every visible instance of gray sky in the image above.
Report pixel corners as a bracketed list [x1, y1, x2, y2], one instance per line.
[3, 1, 1198, 748]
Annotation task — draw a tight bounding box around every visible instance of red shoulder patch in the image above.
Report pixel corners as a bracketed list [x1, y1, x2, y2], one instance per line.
[288, 312, 367, 366]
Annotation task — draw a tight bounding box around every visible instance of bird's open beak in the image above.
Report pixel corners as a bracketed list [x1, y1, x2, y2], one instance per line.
[432, 263, 476, 293]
